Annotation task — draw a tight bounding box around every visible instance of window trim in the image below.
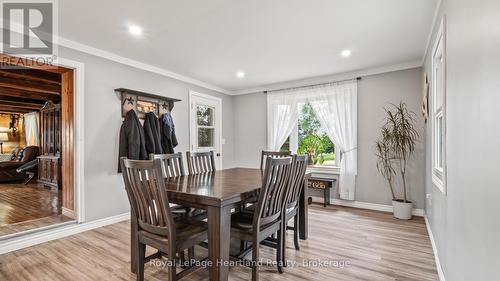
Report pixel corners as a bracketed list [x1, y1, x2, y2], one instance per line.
[431, 16, 447, 195]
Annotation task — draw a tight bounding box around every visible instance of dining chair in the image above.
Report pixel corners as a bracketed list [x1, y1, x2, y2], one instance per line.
[149, 153, 190, 215]
[120, 158, 208, 281]
[186, 151, 216, 174]
[281, 154, 308, 264]
[150, 152, 185, 177]
[260, 150, 291, 171]
[231, 156, 293, 281]
[149, 152, 196, 264]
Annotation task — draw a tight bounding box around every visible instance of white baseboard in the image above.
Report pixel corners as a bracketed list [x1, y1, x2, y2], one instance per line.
[0, 212, 130, 254]
[424, 215, 446, 281]
[309, 196, 425, 217]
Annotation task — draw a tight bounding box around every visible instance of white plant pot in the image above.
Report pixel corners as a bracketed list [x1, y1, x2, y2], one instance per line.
[392, 200, 413, 220]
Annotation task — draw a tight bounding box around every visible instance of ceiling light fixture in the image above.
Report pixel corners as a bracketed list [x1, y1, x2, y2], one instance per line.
[341, 49, 352, 58]
[236, 71, 245, 78]
[128, 25, 143, 36]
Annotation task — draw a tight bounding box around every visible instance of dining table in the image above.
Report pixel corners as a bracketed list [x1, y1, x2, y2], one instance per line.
[130, 167, 309, 281]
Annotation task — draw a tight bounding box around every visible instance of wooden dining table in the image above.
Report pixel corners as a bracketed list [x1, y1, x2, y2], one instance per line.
[130, 167, 309, 281]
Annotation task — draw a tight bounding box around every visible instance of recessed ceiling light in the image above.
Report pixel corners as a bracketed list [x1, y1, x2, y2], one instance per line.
[341, 49, 352, 57]
[236, 71, 245, 78]
[128, 25, 143, 36]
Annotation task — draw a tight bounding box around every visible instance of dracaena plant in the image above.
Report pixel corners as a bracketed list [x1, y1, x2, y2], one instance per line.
[375, 102, 419, 202]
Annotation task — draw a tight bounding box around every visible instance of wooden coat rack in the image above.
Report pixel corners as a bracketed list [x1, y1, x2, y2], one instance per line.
[114, 88, 181, 118]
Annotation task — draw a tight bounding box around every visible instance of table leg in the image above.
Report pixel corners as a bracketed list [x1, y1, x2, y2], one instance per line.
[326, 187, 331, 206]
[299, 180, 308, 240]
[323, 188, 327, 207]
[130, 211, 138, 273]
[207, 205, 232, 281]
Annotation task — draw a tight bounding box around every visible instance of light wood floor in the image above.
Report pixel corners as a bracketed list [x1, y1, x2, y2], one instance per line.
[0, 205, 438, 281]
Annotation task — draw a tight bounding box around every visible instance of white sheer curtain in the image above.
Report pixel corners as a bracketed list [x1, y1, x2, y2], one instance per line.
[267, 91, 300, 151]
[266, 80, 358, 200]
[305, 82, 358, 200]
[24, 112, 39, 146]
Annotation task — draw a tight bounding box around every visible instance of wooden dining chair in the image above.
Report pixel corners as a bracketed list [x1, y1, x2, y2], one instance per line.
[150, 152, 185, 177]
[281, 154, 308, 264]
[231, 156, 293, 281]
[186, 151, 216, 174]
[149, 153, 189, 215]
[120, 158, 208, 281]
[260, 150, 291, 170]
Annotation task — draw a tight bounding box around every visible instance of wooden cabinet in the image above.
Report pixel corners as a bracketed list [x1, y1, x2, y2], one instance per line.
[38, 155, 60, 189]
[37, 101, 62, 189]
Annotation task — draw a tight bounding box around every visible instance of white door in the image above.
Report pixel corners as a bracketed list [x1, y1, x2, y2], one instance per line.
[189, 91, 223, 169]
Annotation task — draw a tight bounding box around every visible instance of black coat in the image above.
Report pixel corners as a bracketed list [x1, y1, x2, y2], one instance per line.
[143, 112, 163, 155]
[118, 110, 148, 172]
[160, 112, 178, 154]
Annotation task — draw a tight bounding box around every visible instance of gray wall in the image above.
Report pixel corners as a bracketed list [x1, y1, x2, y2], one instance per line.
[423, 0, 500, 280]
[58, 46, 235, 222]
[233, 67, 426, 209]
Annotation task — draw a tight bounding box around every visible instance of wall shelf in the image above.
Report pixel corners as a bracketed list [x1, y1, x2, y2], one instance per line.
[114, 88, 181, 119]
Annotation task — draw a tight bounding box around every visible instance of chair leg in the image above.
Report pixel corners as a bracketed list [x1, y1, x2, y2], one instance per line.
[282, 220, 287, 268]
[240, 240, 246, 252]
[136, 242, 145, 281]
[179, 250, 186, 267]
[188, 246, 195, 265]
[252, 240, 260, 281]
[294, 214, 300, 250]
[277, 226, 284, 274]
[168, 249, 177, 281]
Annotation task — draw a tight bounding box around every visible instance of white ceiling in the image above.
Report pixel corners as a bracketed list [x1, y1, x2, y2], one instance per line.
[59, 0, 438, 94]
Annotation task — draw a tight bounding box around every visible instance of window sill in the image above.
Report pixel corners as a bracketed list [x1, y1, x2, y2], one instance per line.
[306, 165, 340, 175]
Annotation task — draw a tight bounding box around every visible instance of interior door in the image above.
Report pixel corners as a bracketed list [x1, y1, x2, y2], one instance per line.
[189, 91, 222, 169]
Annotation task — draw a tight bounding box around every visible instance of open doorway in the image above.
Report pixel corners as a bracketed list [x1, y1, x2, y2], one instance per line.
[0, 56, 76, 238]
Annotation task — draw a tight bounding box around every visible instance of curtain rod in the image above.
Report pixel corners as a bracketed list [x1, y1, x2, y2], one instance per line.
[263, 77, 361, 94]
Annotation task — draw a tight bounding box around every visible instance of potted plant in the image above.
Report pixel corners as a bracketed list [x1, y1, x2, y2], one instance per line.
[375, 102, 419, 220]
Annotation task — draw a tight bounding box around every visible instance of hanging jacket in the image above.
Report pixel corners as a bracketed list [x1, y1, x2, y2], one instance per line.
[118, 110, 148, 172]
[143, 112, 163, 155]
[160, 112, 178, 154]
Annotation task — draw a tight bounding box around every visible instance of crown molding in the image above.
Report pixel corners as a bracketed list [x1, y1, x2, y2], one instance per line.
[57, 37, 231, 95]
[421, 0, 443, 65]
[232, 60, 423, 95]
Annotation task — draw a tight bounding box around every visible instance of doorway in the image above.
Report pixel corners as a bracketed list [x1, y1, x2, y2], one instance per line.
[189, 91, 222, 169]
[0, 54, 77, 238]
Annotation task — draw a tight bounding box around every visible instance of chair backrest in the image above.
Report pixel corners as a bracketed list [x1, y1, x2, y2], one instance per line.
[120, 158, 175, 237]
[260, 150, 290, 170]
[186, 151, 216, 174]
[149, 152, 185, 178]
[284, 155, 308, 210]
[254, 156, 293, 229]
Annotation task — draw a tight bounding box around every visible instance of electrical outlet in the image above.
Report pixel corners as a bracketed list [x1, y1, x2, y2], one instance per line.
[426, 193, 432, 207]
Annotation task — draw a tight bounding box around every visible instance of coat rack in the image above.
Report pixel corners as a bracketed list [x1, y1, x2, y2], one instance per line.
[114, 88, 181, 119]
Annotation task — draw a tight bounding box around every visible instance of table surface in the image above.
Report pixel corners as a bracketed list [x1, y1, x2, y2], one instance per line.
[164, 168, 262, 207]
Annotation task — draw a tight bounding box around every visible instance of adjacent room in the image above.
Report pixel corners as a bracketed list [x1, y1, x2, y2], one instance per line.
[0, 0, 498, 281]
[0, 66, 76, 237]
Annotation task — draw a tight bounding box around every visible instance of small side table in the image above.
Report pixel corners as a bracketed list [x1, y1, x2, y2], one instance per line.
[307, 176, 336, 207]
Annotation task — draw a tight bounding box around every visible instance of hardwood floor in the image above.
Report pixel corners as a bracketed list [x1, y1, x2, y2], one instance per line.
[0, 183, 61, 226]
[0, 205, 439, 281]
[0, 183, 65, 237]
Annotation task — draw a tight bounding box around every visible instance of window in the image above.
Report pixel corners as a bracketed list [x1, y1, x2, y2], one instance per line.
[196, 105, 215, 148]
[280, 102, 336, 167]
[431, 17, 446, 194]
